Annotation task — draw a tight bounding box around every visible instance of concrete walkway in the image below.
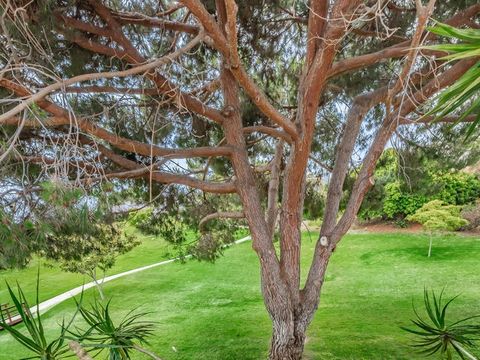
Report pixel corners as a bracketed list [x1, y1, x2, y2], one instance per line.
[23, 235, 252, 318]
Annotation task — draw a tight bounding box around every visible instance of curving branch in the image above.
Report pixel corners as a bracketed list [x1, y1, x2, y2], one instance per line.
[242, 126, 293, 143]
[0, 79, 232, 161]
[0, 29, 206, 124]
[199, 211, 245, 232]
[328, 3, 480, 79]
[111, 10, 199, 34]
[4, 114, 233, 160]
[57, 12, 224, 124]
[99, 145, 237, 194]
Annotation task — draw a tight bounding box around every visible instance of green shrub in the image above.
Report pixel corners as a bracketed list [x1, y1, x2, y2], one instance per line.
[394, 219, 408, 228]
[383, 182, 427, 219]
[434, 172, 480, 205]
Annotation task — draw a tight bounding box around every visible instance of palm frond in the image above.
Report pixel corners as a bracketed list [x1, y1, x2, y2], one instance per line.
[423, 22, 480, 138]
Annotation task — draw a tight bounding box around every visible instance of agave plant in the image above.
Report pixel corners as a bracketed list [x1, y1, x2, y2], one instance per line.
[0, 276, 77, 360]
[402, 288, 480, 360]
[424, 22, 480, 137]
[71, 298, 161, 360]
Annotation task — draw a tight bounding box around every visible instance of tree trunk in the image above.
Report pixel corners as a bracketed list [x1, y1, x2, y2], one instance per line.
[269, 320, 306, 360]
[90, 269, 105, 300]
[69, 341, 93, 360]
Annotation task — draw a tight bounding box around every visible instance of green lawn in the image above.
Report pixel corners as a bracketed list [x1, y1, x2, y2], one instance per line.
[1, 231, 479, 359]
[0, 225, 178, 303]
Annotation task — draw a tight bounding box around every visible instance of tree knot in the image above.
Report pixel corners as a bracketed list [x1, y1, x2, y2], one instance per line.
[221, 105, 236, 117]
[320, 236, 329, 247]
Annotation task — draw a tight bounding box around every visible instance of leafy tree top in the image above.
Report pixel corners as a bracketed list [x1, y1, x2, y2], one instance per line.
[407, 200, 469, 232]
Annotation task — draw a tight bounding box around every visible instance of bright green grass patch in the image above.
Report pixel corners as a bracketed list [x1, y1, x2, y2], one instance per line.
[0, 225, 179, 303]
[1, 232, 479, 359]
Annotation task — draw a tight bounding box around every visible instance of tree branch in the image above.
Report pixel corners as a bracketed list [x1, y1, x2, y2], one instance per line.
[112, 11, 199, 34]
[61, 86, 161, 95]
[305, 0, 328, 69]
[199, 211, 245, 232]
[328, 3, 480, 79]
[320, 86, 388, 234]
[180, 0, 298, 140]
[0, 29, 205, 124]
[57, 11, 224, 124]
[242, 126, 293, 143]
[99, 145, 237, 193]
[335, 57, 477, 238]
[400, 114, 478, 125]
[266, 141, 284, 238]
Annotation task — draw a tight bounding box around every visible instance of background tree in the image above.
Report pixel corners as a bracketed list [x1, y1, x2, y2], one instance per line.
[55, 226, 138, 300]
[1, 0, 480, 358]
[0, 179, 138, 298]
[407, 200, 469, 257]
[355, 148, 480, 222]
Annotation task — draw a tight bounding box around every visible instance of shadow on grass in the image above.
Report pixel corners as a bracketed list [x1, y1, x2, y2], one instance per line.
[360, 241, 479, 265]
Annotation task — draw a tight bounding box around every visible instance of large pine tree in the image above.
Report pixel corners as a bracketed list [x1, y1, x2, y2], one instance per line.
[1, 1, 479, 358]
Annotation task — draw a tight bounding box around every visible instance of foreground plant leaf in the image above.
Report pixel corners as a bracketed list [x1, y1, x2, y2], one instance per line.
[402, 288, 480, 360]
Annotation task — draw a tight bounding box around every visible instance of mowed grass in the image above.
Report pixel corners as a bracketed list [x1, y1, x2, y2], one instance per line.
[0, 225, 179, 303]
[1, 231, 479, 359]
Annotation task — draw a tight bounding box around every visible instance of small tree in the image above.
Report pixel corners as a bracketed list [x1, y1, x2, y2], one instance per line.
[57, 226, 139, 300]
[407, 200, 468, 257]
[38, 181, 140, 299]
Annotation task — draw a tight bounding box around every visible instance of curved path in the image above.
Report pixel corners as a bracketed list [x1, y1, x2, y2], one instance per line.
[22, 235, 251, 318]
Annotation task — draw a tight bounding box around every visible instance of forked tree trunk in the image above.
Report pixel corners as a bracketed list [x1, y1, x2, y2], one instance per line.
[89, 269, 105, 300]
[269, 319, 306, 360]
[265, 239, 330, 360]
[263, 273, 325, 360]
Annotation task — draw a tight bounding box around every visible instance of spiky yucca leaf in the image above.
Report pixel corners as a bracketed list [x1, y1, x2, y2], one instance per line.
[402, 288, 480, 360]
[70, 298, 156, 360]
[0, 273, 77, 360]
